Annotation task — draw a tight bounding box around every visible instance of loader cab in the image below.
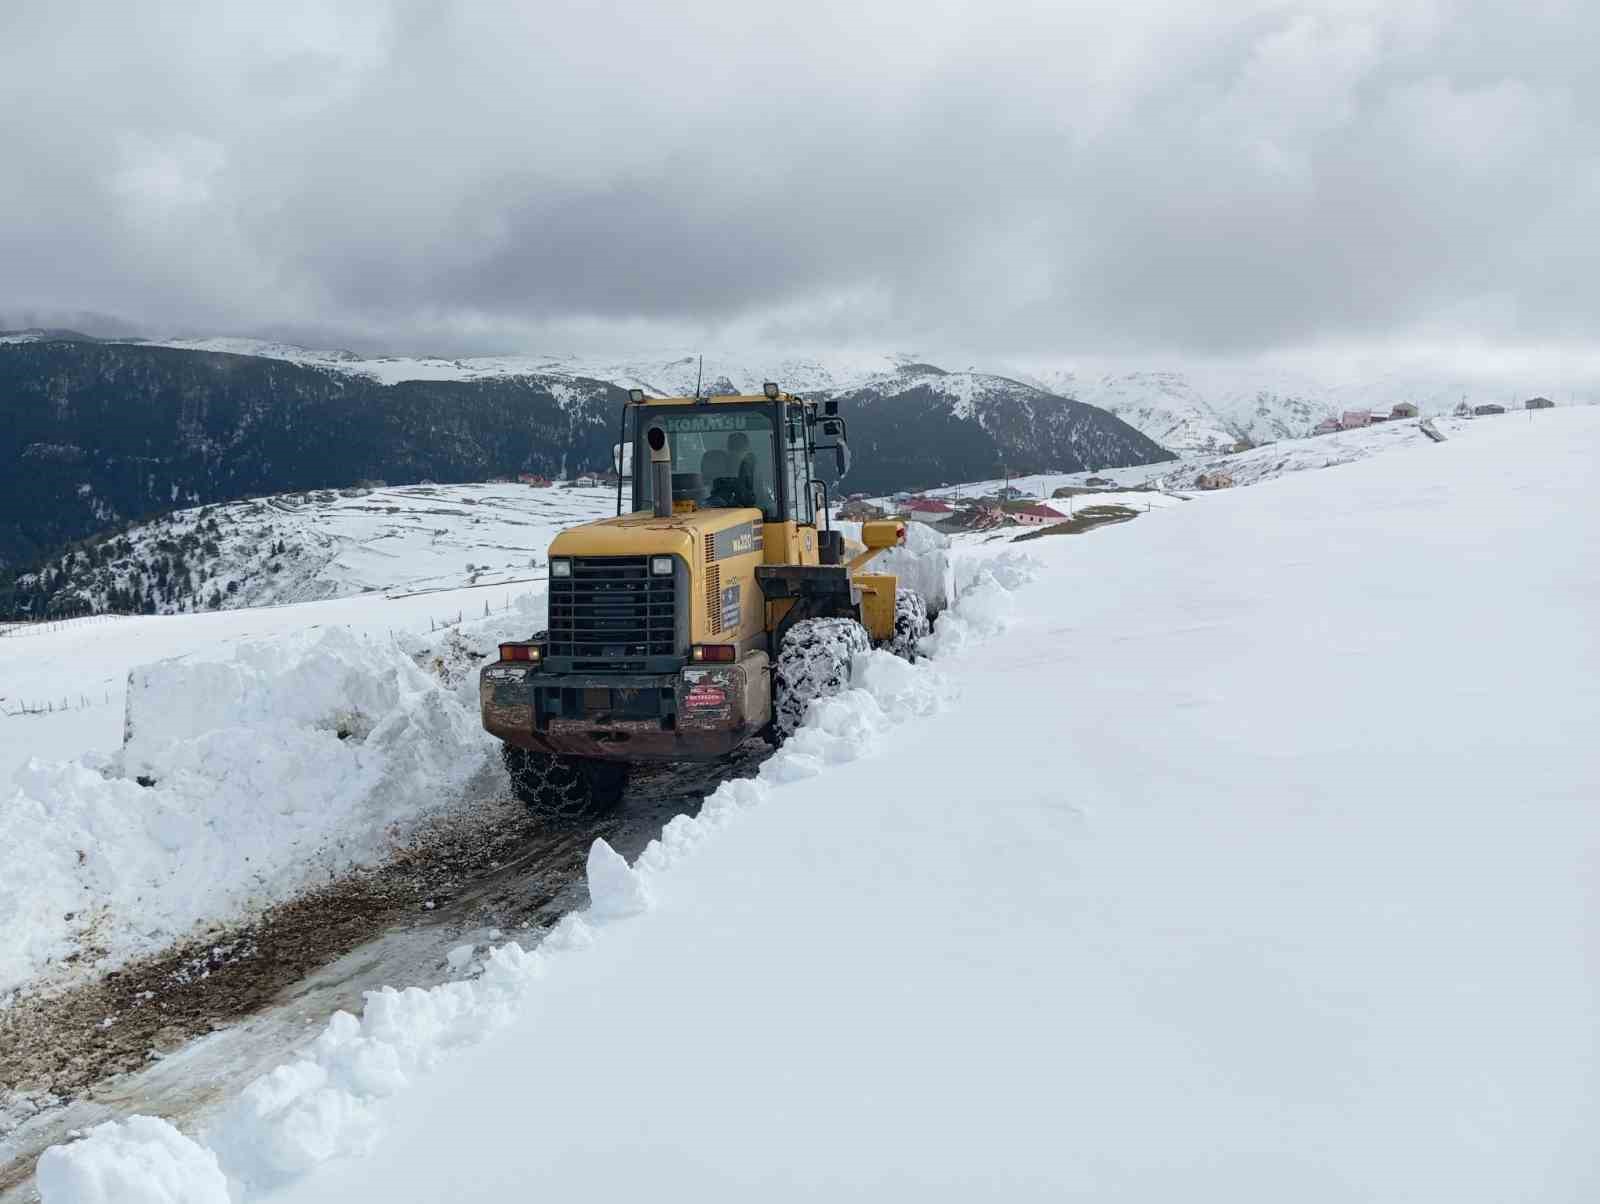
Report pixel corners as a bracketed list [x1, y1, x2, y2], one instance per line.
[623, 388, 848, 558]
[630, 403, 785, 520]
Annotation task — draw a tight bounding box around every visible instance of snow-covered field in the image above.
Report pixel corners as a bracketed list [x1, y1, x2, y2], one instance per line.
[27, 406, 1598, 1202]
[19, 483, 619, 618]
[888, 412, 1480, 510]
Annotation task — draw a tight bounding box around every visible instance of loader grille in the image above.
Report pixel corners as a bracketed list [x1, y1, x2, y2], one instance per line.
[547, 556, 677, 667]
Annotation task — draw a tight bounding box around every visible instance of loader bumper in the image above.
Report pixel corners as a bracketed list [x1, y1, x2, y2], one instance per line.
[480, 652, 770, 762]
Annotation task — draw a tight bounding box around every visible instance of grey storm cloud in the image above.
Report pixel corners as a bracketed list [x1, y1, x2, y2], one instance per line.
[1, 0, 1597, 360]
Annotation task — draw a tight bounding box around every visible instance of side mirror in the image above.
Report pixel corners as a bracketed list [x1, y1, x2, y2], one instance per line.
[822, 418, 842, 436]
[834, 439, 851, 479]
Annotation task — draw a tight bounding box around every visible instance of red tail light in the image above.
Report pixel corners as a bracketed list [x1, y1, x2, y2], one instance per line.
[690, 644, 736, 663]
[499, 643, 541, 662]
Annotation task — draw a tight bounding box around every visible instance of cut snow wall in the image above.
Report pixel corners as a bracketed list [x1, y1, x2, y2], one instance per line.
[1, 625, 501, 995]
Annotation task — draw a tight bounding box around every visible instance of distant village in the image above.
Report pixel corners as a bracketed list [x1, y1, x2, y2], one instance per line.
[837, 475, 1136, 533]
[506, 471, 621, 489]
[1311, 396, 1556, 435]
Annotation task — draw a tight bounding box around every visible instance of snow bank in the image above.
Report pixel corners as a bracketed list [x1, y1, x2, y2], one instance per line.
[202, 938, 550, 1194]
[921, 549, 1038, 657]
[35, 543, 1038, 1203]
[35, 1116, 228, 1204]
[0, 624, 500, 995]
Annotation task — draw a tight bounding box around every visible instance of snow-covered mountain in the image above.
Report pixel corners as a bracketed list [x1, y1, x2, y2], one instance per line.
[0, 338, 1170, 584]
[833, 366, 1172, 493]
[133, 339, 917, 396]
[121, 336, 1592, 454]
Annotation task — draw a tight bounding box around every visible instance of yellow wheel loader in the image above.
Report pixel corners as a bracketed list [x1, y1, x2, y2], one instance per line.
[480, 383, 933, 816]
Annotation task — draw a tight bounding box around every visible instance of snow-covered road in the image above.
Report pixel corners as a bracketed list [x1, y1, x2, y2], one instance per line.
[31, 407, 1597, 1202]
[0, 748, 767, 1202]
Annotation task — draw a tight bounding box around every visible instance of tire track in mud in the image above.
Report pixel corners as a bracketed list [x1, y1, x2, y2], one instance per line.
[0, 743, 769, 1199]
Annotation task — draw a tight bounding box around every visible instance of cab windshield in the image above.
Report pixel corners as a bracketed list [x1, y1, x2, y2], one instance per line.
[635, 408, 779, 520]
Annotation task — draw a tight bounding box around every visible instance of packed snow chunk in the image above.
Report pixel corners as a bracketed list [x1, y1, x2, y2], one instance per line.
[446, 943, 476, 972]
[36, 1115, 228, 1204]
[541, 912, 597, 952]
[0, 625, 495, 995]
[586, 838, 653, 920]
[208, 1059, 379, 1191]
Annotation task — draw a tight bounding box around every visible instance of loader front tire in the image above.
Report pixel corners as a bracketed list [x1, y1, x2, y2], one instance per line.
[888, 587, 931, 661]
[501, 744, 627, 820]
[773, 617, 871, 741]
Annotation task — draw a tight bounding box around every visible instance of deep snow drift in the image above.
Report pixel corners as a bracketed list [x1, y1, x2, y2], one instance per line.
[35, 407, 1599, 1202]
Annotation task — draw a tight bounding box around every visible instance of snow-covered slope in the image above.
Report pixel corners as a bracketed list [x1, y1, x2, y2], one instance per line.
[1021, 367, 1361, 453]
[1147, 415, 1463, 491]
[1049, 370, 1243, 452]
[870, 414, 1478, 511]
[999, 362, 1592, 453]
[29, 406, 1599, 1203]
[19, 483, 619, 616]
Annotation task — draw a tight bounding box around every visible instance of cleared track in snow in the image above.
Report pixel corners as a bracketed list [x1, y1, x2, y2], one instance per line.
[0, 744, 769, 1201]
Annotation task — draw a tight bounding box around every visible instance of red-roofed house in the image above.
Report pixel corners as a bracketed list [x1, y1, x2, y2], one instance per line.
[901, 497, 955, 524]
[1340, 410, 1372, 430]
[1014, 503, 1067, 526]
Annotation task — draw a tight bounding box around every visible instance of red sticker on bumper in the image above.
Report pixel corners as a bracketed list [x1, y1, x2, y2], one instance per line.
[685, 684, 727, 708]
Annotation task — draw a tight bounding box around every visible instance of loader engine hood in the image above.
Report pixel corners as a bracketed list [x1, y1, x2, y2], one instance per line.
[547, 507, 764, 562]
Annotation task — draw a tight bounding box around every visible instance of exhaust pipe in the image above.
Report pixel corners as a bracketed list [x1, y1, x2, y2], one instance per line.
[647, 425, 673, 518]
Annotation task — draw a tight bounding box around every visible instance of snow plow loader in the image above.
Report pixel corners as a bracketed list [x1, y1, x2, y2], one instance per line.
[480, 384, 936, 816]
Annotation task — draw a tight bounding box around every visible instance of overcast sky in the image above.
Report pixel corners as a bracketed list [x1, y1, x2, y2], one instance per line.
[1, 0, 1595, 371]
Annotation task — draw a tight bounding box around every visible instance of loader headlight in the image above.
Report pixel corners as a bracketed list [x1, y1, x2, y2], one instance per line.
[651, 556, 674, 576]
[550, 558, 572, 578]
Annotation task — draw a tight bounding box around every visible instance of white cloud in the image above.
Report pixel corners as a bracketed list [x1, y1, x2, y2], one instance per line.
[0, 0, 1595, 365]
